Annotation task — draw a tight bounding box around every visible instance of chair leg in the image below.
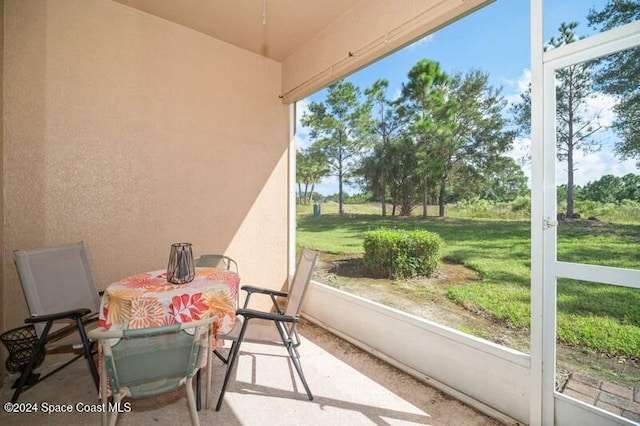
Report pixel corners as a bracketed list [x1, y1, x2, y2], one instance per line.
[11, 322, 51, 402]
[10, 370, 39, 389]
[205, 329, 212, 410]
[215, 340, 240, 411]
[287, 344, 313, 400]
[213, 349, 228, 363]
[100, 356, 108, 426]
[277, 326, 313, 401]
[195, 369, 201, 411]
[76, 318, 99, 389]
[11, 350, 43, 402]
[109, 394, 122, 426]
[215, 324, 248, 411]
[185, 376, 200, 426]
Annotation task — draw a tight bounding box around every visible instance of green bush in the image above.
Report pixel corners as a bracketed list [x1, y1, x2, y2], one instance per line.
[363, 229, 444, 279]
[510, 195, 531, 215]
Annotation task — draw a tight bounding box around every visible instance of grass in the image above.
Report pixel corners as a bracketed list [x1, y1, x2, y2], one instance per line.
[297, 202, 640, 358]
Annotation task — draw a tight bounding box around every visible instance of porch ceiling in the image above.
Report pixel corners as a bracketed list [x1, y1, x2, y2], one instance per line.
[113, 0, 360, 62]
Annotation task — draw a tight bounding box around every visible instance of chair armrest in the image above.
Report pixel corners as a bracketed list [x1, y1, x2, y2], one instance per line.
[25, 308, 92, 323]
[241, 285, 288, 298]
[241, 286, 289, 313]
[237, 308, 298, 323]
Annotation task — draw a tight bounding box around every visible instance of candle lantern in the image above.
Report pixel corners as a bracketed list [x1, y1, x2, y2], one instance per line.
[167, 243, 195, 284]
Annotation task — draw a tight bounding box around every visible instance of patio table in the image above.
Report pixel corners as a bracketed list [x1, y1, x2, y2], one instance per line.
[97, 267, 240, 409]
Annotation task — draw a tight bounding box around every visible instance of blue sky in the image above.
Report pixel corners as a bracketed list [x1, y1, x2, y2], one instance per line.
[296, 0, 638, 195]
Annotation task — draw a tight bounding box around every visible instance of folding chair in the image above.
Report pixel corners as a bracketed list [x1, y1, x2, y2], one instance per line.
[10, 241, 100, 402]
[194, 254, 238, 273]
[89, 317, 216, 426]
[214, 247, 318, 411]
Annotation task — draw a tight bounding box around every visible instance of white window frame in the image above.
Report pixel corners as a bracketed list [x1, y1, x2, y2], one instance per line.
[530, 1, 640, 422]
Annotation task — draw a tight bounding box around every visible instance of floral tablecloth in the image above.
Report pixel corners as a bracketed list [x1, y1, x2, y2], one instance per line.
[98, 267, 239, 337]
[96, 267, 239, 402]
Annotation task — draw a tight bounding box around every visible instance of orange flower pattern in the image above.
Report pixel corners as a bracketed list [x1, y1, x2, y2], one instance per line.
[98, 268, 239, 339]
[124, 273, 160, 288]
[204, 289, 236, 322]
[128, 297, 165, 328]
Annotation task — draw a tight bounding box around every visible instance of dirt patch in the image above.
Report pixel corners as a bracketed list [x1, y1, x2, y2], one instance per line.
[313, 252, 640, 390]
[314, 254, 529, 350]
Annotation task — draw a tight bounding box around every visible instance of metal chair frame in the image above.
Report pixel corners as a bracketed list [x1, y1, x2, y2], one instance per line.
[10, 241, 101, 402]
[214, 248, 318, 411]
[89, 316, 216, 426]
[194, 254, 238, 273]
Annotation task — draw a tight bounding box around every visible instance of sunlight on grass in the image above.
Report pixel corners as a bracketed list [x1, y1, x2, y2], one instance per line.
[297, 203, 640, 358]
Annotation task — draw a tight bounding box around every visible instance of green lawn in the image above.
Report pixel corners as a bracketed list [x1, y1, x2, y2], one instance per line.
[297, 202, 640, 358]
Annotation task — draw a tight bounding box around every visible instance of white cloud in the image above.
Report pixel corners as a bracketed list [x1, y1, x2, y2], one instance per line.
[294, 99, 311, 150]
[517, 69, 531, 92]
[503, 67, 636, 188]
[506, 136, 532, 185]
[392, 87, 403, 101]
[295, 99, 310, 134]
[505, 135, 638, 188]
[505, 68, 531, 105]
[584, 92, 618, 128]
[559, 148, 638, 186]
[406, 34, 435, 51]
[507, 136, 531, 164]
[293, 134, 310, 150]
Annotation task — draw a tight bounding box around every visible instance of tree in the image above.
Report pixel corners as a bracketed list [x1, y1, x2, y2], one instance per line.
[620, 173, 640, 201]
[588, 1, 640, 166]
[553, 23, 607, 217]
[386, 135, 420, 216]
[401, 59, 456, 218]
[582, 174, 624, 203]
[478, 156, 529, 202]
[363, 79, 401, 216]
[359, 132, 421, 217]
[581, 173, 640, 202]
[442, 70, 515, 215]
[513, 23, 605, 217]
[301, 80, 371, 214]
[296, 147, 328, 204]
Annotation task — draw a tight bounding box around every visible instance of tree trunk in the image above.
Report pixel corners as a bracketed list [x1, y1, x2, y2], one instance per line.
[338, 147, 345, 214]
[567, 98, 575, 218]
[439, 175, 446, 217]
[422, 176, 428, 219]
[567, 145, 574, 217]
[380, 171, 387, 217]
[338, 173, 344, 215]
[401, 199, 413, 216]
[391, 194, 397, 216]
[401, 185, 413, 216]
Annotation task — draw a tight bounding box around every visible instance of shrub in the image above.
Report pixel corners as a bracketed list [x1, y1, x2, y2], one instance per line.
[510, 195, 531, 215]
[363, 229, 444, 279]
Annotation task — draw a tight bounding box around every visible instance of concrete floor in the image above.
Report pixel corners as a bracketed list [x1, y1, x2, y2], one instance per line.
[0, 320, 502, 425]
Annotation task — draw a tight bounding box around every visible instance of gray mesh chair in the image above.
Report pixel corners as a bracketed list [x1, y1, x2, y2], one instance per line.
[214, 247, 318, 411]
[89, 317, 216, 426]
[11, 241, 100, 402]
[194, 254, 238, 273]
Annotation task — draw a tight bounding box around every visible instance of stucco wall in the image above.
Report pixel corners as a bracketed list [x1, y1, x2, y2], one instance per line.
[0, 0, 5, 380]
[2, 0, 290, 346]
